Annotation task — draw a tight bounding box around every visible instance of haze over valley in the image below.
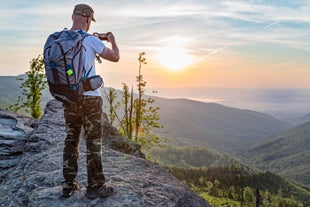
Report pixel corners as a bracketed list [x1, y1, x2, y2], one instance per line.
[149, 87, 310, 122]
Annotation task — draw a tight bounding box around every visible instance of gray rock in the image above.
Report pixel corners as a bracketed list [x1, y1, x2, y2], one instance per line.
[0, 109, 37, 182]
[0, 100, 210, 207]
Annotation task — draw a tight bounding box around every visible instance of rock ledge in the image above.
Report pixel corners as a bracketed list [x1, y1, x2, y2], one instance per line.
[0, 100, 210, 207]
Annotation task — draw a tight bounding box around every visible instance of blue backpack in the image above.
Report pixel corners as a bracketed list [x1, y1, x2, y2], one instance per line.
[43, 29, 89, 103]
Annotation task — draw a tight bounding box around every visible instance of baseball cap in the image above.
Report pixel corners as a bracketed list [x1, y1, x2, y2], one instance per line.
[73, 4, 96, 22]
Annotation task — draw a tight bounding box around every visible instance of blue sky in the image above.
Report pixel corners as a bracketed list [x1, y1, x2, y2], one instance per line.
[0, 0, 309, 89]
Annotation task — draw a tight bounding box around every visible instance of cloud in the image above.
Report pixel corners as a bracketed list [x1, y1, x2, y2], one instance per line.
[0, 0, 309, 76]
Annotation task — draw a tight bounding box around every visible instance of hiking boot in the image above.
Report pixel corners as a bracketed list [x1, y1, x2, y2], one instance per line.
[62, 182, 80, 198]
[86, 184, 115, 199]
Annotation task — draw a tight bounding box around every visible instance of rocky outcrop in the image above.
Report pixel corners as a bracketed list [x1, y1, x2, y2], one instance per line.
[0, 109, 37, 182]
[0, 100, 210, 207]
[101, 112, 146, 159]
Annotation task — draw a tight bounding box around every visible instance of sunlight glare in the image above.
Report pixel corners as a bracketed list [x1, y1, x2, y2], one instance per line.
[159, 47, 194, 71]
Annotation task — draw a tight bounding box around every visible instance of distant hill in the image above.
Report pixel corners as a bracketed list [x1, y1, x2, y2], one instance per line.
[293, 113, 310, 125]
[1, 76, 291, 156]
[147, 145, 242, 168]
[244, 122, 310, 188]
[1, 76, 291, 154]
[0, 75, 52, 113]
[0, 76, 23, 109]
[152, 97, 291, 155]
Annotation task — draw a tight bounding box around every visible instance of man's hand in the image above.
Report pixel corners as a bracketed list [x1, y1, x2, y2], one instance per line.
[106, 32, 116, 43]
[98, 31, 119, 62]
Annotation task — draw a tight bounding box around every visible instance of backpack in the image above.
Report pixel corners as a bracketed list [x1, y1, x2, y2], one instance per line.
[43, 29, 89, 104]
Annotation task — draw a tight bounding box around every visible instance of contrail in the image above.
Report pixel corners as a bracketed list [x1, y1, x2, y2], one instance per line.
[264, 21, 280, 30]
[199, 46, 227, 61]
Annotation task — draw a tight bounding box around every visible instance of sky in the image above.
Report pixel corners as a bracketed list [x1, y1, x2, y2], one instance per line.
[0, 0, 309, 90]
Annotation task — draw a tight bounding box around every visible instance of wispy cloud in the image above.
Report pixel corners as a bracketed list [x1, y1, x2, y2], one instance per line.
[0, 0, 309, 78]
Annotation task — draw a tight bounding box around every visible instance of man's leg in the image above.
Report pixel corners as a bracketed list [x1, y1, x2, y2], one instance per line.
[82, 96, 114, 199]
[82, 96, 105, 188]
[62, 103, 82, 197]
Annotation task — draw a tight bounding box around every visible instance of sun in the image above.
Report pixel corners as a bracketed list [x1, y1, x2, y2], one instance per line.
[158, 47, 194, 71]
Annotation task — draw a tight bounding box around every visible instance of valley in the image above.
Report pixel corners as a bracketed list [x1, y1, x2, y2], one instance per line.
[1, 76, 310, 205]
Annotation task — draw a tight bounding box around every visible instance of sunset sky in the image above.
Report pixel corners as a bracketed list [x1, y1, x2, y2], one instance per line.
[0, 0, 309, 90]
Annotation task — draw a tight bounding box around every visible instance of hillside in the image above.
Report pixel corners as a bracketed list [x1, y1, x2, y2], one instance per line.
[0, 75, 52, 113]
[147, 145, 242, 168]
[1, 76, 309, 205]
[145, 144, 310, 205]
[293, 113, 310, 125]
[1, 76, 291, 156]
[2, 75, 307, 185]
[0, 76, 23, 109]
[244, 122, 310, 188]
[168, 166, 310, 206]
[152, 97, 291, 155]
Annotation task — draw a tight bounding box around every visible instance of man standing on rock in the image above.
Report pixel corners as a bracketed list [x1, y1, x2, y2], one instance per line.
[60, 4, 119, 198]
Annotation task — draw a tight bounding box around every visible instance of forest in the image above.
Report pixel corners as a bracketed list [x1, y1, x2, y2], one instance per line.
[167, 166, 310, 207]
[146, 143, 310, 206]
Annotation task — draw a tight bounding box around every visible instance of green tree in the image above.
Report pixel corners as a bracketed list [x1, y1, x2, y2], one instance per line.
[120, 83, 134, 139]
[135, 52, 147, 140]
[8, 55, 47, 119]
[243, 187, 255, 204]
[132, 52, 163, 147]
[105, 87, 120, 125]
[104, 52, 163, 148]
[206, 181, 214, 191]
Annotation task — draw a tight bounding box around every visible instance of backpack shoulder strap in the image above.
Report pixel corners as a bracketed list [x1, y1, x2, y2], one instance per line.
[75, 30, 90, 39]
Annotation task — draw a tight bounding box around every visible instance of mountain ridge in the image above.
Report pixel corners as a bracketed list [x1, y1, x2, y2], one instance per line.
[152, 96, 291, 155]
[244, 121, 310, 188]
[0, 75, 292, 155]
